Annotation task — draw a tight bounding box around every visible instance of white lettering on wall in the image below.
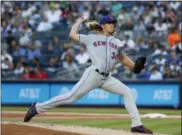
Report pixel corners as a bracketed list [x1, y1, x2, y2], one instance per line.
[88, 89, 109, 99]
[153, 90, 173, 100]
[19, 88, 40, 99]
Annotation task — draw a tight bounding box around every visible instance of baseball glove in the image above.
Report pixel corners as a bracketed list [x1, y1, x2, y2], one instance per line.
[133, 57, 146, 74]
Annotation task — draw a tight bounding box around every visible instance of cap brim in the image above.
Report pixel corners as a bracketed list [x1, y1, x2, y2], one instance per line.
[108, 20, 117, 24]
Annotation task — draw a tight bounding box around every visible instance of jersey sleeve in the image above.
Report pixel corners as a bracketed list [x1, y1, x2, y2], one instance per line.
[78, 34, 90, 45]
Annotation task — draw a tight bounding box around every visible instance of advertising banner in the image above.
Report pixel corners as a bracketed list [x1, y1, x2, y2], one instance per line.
[1, 82, 180, 107]
[120, 84, 179, 106]
[2, 83, 49, 104]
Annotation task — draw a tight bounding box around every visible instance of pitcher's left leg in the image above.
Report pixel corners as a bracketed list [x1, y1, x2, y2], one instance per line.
[101, 76, 142, 127]
[101, 76, 153, 133]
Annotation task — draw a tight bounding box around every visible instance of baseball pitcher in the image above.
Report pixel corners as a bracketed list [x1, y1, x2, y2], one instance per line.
[24, 15, 153, 134]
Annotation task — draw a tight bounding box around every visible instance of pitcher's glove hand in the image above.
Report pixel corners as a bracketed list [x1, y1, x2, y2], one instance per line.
[133, 57, 146, 74]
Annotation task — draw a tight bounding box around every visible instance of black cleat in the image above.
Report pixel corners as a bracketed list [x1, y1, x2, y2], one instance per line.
[131, 125, 153, 134]
[24, 103, 38, 122]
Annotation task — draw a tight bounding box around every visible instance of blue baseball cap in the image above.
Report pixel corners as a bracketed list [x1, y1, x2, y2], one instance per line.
[99, 16, 117, 25]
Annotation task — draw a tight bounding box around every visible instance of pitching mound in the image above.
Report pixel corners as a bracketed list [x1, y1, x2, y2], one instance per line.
[2, 121, 136, 135]
[2, 124, 82, 135]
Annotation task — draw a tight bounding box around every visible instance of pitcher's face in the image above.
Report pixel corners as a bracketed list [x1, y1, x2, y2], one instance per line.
[102, 23, 115, 35]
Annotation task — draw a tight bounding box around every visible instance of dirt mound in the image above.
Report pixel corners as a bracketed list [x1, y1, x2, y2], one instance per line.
[2, 121, 134, 135]
[2, 124, 83, 135]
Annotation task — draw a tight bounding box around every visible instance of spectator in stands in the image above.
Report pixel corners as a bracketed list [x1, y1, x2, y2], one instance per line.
[121, 34, 136, 50]
[1, 50, 13, 63]
[160, 62, 170, 74]
[5, 31, 16, 46]
[154, 19, 168, 32]
[46, 56, 59, 73]
[168, 27, 181, 48]
[14, 61, 24, 76]
[160, 46, 168, 56]
[117, 11, 125, 28]
[27, 43, 41, 62]
[21, 2, 37, 19]
[44, 3, 62, 24]
[63, 53, 79, 72]
[170, 1, 181, 11]
[31, 57, 40, 68]
[9, 39, 18, 55]
[21, 63, 34, 79]
[75, 46, 90, 65]
[176, 71, 182, 79]
[117, 9, 132, 30]
[61, 47, 75, 61]
[33, 65, 48, 79]
[1, 19, 8, 38]
[133, 21, 146, 41]
[163, 68, 175, 79]
[81, 6, 90, 19]
[147, 39, 157, 50]
[111, 2, 122, 17]
[131, 6, 141, 24]
[19, 33, 31, 47]
[143, 9, 153, 26]
[60, 6, 71, 25]
[166, 6, 177, 24]
[136, 68, 150, 80]
[154, 55, 166, 66]
[29, 7, 42, 29]
[149, 67, 163, 80]
[71, 5, 79, 20]
[168, 50, 181, 65]
[20, 24, 32, 37]
[172, 40, 182, 54]
[45, 42, 55, 57]
[97, 4, 109, 16]
[170, 61, 181, 76]
[36, 17, 53, 32]
[51, 36, 63, 56]
[1, 41, 8, 53]
[151, 45, 167, 57]
[150, 4, 159, 18]
[34, 40, 42, 49]
[18, 56, 26, 65]
[1, 57, 14, 71]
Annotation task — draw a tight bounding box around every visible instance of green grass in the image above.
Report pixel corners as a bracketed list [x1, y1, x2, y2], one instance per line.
[29, 119, 181, 135]
[1, 106, 181, 115]
[2, 106, 181, 135]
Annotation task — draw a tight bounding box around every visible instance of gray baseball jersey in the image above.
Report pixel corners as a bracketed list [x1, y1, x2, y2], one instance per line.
[36, 33, 142, 127]
[79, 33, 123, 73]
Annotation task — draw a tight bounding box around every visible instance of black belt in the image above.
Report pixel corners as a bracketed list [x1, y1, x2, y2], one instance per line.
[95, 69, 109, 77]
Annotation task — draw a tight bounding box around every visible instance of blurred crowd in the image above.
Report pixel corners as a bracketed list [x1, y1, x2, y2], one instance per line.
[1, 1, 182, 80]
